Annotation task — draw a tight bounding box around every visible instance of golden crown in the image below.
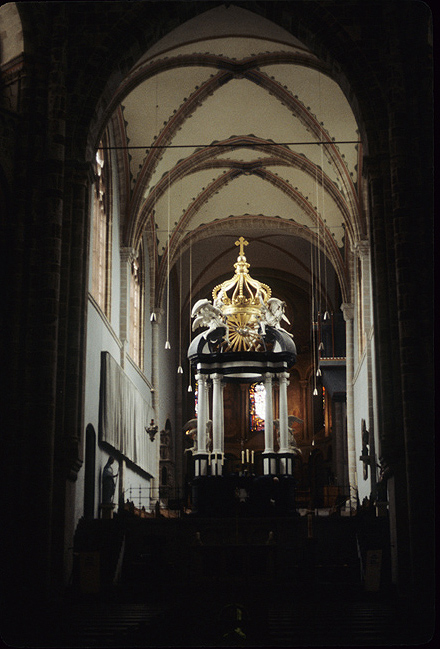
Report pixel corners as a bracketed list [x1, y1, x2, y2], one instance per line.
[212, 237, 271, 316]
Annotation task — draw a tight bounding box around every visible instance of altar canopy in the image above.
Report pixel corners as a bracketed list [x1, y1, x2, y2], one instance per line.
[188, 238, 299, 477]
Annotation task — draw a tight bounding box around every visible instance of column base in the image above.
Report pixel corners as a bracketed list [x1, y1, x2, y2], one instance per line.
[278, 452, 295, 475]
[194, 453, 209, 477]
[100, 503, 115, 519]
[210, 453, 223, 476]
[262, 452, 277, 476]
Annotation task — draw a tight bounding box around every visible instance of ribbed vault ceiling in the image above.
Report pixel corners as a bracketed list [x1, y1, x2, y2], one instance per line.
[106, 4, 363, 314]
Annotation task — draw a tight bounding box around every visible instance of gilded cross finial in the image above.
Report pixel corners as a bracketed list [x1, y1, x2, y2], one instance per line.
[235, 236, 248, 256]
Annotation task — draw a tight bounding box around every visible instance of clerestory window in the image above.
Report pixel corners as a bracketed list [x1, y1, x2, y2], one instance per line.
[129, 245, 144, 368]
[91, 140, 112, 317]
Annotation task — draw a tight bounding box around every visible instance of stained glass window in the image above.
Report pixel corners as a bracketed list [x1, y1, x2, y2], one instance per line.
[249, 382, 265, 433]
[194, 384, 198, 416]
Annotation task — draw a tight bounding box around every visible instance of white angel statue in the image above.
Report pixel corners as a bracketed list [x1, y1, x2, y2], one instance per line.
[183, 418, 213, 454]
[191, 299, 229, 342]
[273, 415, 303, 453]
[259, 298, 292, 336]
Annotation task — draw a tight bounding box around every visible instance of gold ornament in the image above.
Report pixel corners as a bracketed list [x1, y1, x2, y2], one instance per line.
[212, 237, 271, 352]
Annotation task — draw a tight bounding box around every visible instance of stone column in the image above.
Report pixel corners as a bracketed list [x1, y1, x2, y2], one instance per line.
[333, 401, 344, 488]
[220, 380, 225, 454]
[341, 303, 357, 507]
[356, 239, 377, 496]
[195, 373, 209, 476]
[211, 373, 224, 475]
[278, 372, 293, 475]
[278, 373, 290, 452]
[263, 373, 276, 475]
[120, 247, 136, 359]
[150, 309, 162, 502]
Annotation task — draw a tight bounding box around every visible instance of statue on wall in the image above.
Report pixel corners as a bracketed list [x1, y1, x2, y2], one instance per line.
[359, 419, 370, 480]
[102, 456, 118, 504]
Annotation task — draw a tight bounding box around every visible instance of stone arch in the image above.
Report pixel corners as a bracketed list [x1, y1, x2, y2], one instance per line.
[154, 216, 349, 317]
[82, 2, 385, 164]
[0, 3, 24, 67]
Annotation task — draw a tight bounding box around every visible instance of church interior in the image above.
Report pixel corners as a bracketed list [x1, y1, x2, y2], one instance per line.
[0, 2, 434, 646]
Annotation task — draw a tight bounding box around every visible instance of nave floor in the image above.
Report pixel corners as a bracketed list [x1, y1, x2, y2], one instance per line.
[32, 579, 426, 648]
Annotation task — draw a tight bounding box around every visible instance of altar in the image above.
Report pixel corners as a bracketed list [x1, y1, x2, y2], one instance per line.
[186, 238, 301, 514]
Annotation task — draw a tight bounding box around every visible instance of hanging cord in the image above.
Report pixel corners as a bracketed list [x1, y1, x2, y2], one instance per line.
[149, 187, 158, 322]
[177, 247, 183, 373]
[187, 238, 193, 392]
[318, 72, 330, 322]
[310, 233, 318, 396]
[322, 137, 330, 322]
[314, 160, 323, 378]
[165, 173, 171, 349]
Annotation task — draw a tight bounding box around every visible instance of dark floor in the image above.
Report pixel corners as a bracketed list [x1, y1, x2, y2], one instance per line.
[17, 576, 432, 648]
[2, 512, 435, 648]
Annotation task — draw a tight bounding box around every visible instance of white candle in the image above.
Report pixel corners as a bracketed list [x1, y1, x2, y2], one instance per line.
[246, 449, 249, 463]
[251, 450, 254, 464]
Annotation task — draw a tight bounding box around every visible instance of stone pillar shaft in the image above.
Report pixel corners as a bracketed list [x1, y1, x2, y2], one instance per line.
[341, 303, 357, 507]
[196, 374, 208, 454]
[264, 373, 274, 453]
[278, 373, 290, 452]
[211, 373, 223, 475]
[150, 314, 161, 497]
[120, 247, 136, 348]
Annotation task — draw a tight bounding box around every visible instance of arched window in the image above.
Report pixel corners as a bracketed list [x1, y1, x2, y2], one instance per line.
[129, 245, 144, 368]
[91, 138, 112, 316]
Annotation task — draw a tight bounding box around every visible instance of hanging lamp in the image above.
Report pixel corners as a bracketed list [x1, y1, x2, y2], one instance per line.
[177, 245, 183, 373]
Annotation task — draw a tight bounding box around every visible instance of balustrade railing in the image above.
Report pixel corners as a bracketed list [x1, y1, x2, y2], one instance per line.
[121, 485, 186, 512]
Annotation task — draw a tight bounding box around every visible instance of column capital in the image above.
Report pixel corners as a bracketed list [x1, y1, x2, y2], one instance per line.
[341, 302, 355, 321]
[120, 246, 137, 264]
[65, 158, 96, 185]
[352, 238, 370, 257]
[362, 153, 388, 179]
